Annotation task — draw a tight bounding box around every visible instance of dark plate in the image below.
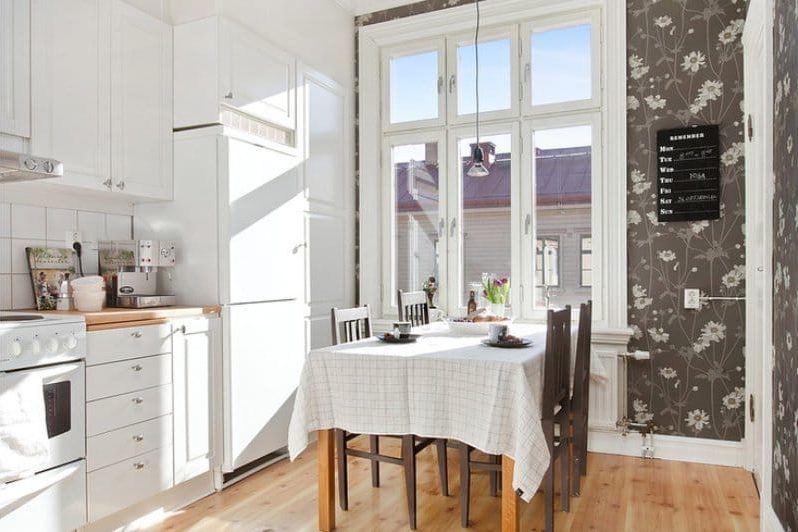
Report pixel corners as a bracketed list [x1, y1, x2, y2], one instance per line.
[481, 338, 533, 349]
[377, 333, 420, 344]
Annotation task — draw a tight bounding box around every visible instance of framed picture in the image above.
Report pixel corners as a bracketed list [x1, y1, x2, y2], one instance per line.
[25, 247, 78, 310]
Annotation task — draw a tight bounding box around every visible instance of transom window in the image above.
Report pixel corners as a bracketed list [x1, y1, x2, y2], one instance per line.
[377, 9, 602, 319]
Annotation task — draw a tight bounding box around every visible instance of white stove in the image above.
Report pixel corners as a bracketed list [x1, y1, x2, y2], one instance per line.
[0, 311, 88, 531]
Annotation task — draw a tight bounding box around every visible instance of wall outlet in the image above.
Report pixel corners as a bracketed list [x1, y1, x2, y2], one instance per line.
[684, 288, 701, 309]
[65, 231, 82, 248]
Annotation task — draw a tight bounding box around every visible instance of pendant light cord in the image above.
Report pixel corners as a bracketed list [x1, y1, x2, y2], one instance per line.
[474, 0, 480, 147]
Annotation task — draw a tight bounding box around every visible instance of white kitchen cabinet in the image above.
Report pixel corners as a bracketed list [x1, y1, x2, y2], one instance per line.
[30, 0, 172, 200]
[0, 0, 30, 137]
[30, 0, 111, 189]
[173, 16, 296, 131]
[172, 316, 217, 484]
[110, 0, 173, 200]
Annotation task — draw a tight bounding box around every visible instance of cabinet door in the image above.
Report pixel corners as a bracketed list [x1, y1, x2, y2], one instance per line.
[0, 0, 30, 137]
[172, 316, 216, 484]
[110, 0, 172, 200]
[220, 19, 296, 130]
[30, 0, 110, 189]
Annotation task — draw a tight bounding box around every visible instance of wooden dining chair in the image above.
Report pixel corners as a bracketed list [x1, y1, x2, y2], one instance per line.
[571, 300, 592, 497]
[397, 290, 430, 326]
[330, 305, 448, 530]
[457, 306, 572, 532]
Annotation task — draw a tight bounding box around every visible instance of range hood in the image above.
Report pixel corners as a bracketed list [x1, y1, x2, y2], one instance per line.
[0, 150, 63, 183]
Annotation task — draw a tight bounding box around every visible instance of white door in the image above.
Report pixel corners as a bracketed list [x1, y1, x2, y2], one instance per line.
[222, 300, 305, 471]
[220, 18, 296, 130]
[30, 0, 110, 190]
[172, 316, 217, 484]
[110, 0, 172, 200]
[0, 0, 30, 137]
[221, 136, 305, 304]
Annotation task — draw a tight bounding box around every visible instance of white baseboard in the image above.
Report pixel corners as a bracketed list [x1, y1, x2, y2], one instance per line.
[588, 428, 745, 467]
[762, 502, 785, 532]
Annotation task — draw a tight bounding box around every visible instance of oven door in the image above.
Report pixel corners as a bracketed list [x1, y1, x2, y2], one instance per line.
[1, 361, 86, 472]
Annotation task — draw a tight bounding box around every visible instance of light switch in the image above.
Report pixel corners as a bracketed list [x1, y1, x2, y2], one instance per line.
[684, 289, 700, 309]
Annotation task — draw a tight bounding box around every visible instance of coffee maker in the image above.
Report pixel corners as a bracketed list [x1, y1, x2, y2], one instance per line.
[99, 240, 177, 308]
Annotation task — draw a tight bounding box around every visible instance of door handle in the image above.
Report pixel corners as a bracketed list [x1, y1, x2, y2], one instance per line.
[449, 218, 457, 238]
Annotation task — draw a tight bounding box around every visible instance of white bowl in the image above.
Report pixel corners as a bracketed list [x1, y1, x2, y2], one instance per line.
[444, 317, 513, 335]
[74, 291, 105, 312]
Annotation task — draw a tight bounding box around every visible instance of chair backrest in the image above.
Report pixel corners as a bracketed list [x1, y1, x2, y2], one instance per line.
[331, 305, 373, 345]
[397, 290, 429, 326]
[542, 306, 572, 421]
[571, 301, 593, 416]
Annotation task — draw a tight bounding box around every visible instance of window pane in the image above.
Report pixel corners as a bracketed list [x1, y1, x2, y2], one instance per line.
[457, 38, 512, 115]
[531, 24, 592, 106]
[458, 133, 512, 306]
[533, 126, 592, 308]
[390, 51, 439, 124]
[393, 142, 440, 292]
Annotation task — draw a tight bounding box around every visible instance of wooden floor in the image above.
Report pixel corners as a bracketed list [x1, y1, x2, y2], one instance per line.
[150, 438, 760, 532]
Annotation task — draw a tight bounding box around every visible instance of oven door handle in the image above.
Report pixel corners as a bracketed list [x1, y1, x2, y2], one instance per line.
[13, 361, 84, 382]
[0, 461, 82, 519]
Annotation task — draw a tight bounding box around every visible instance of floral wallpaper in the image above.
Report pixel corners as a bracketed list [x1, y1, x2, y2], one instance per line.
[772, 0, 797, 528]
[626, 0, 748, 441]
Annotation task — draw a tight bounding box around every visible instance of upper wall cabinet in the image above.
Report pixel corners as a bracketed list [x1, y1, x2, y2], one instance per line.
[174, 17, 296, 131]
[30, 0, 172, 201]
[0, 0, 31, 137]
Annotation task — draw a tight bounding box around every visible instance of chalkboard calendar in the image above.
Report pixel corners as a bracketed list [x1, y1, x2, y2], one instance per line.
[656, 125, 721, 222]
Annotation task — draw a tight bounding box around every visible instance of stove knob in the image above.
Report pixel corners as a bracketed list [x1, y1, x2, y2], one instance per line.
[30, 338, 42, 354]
[64, 334, 78, 350]
[10, 339, 23, 358]
[45, 338, 59, 353]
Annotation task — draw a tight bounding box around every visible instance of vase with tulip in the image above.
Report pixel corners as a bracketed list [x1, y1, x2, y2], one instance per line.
[482, 273, 510, 317]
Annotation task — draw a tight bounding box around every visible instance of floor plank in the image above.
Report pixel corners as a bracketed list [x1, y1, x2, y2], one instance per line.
[149, 438, 760, 531]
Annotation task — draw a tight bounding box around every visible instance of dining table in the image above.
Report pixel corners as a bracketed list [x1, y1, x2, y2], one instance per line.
[287, 320, 606, 531]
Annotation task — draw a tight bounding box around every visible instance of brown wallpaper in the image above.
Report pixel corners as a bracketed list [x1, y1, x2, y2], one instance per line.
[625, 0, 747, 441]
[772, 0, 797, 527]
[355, 0, 748, 442]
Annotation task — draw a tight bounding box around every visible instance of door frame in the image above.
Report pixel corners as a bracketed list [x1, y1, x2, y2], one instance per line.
[742, 0, 773, 511]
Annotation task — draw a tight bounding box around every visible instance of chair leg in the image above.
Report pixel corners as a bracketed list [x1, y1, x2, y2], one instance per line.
[580, 423, 589, 476]
[544, 463, 554, 532]
[458, 442, 471, 528]
[560, 440, 570, 512]
[489, 454, 499, 497]
[335, 429, 348, 511]
[369, 435, 380, 487]
[572, 449, 582, 497]
[402, 435, 417, 529]
[435, 439, 449, 496]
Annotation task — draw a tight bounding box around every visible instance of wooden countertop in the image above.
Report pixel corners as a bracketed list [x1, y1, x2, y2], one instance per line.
[39, 305, 221, 329]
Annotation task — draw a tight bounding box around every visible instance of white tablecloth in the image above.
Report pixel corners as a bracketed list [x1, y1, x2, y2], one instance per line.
[288, 322, 603, 503]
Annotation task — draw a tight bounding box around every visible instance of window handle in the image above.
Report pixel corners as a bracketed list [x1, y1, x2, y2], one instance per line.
[525, 214, 531, 235]
[449, 218, 457, 238]
[448, 75, 456, 93]
[439, 218, 445, 237]
[524, 63, 531, 83]
[438, 76, 443, 94]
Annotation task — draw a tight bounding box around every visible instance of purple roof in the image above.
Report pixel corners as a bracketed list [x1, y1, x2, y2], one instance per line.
[395, 146, 591, 212]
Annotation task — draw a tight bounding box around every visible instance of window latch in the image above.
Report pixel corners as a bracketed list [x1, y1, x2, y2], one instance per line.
[439, 218, 445, 237]
[438, 76, 444, 94]
[524, 214, 531, 235]
[448, 75, 456, 93]
[449, 217, 457, 238]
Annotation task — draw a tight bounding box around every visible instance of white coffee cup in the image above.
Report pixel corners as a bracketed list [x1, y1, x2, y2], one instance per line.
[488, 323, 509, 343]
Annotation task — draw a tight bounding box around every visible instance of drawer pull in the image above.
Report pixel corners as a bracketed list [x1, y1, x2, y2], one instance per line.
[131, 364, 143, 372]
[132, 434, 144, 442]
[133, 462, 145, 470]
[132, 397, 144, 404]
[131, 331, 143, 338]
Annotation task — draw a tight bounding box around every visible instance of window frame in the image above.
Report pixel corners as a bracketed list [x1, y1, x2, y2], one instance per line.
[580, 234, 592, 287]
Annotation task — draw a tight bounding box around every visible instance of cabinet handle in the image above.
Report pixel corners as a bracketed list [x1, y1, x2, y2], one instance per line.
[132, 397, 144, 404]
[102, 178, 112, 190]
[133, 434, 144, 442]
[131, 364, 143, 372]
[224, 91, 233, 100]
[131, 331, 142, 338]
[133, 462, 145, 470]
[116, 181, 125, 191]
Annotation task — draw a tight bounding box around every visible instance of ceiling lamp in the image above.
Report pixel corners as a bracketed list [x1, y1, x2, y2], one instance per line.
[467, 0, 489, 178]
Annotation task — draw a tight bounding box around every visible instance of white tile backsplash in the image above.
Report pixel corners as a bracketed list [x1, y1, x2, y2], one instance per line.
[0, 202, 132, 309]
[11, 204, 46, 239]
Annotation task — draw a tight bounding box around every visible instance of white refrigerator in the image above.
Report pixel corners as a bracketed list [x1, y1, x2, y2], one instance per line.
[135, 126, 307, 474]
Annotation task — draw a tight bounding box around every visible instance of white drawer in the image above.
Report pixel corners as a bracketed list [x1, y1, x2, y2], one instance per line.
[87, 415, 172, 472]
[88, 446, 173, 523]
[87, 323, 172, 366]
[87, 384, 172, 437]
[86, 354, 172, 401]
